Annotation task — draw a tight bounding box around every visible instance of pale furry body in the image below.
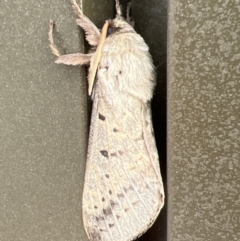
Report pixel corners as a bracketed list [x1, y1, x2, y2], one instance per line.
[49, 1, 164, 240]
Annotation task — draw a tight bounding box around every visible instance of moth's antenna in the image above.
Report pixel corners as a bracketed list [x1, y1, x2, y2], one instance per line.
[126, 1, 131, 23]
[115, 0, 122, 17]
[126, 2, 131, 21]
[126, 1, 134, 27]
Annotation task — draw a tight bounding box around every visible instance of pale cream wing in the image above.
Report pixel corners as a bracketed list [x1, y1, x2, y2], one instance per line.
[82, 85, 164, 241]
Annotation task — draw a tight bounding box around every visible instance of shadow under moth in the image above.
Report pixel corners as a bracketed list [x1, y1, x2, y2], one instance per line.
[49, 0, 164, 240]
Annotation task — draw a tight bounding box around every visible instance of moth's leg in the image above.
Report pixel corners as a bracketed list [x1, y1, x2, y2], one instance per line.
[55, 53, 92, 65]
[70, 0, 100, 46]
[48, 20, 92, 66]
[115, 0, 122, 17]
[48, 20, 61, 57]
[126, 1, 135, 27]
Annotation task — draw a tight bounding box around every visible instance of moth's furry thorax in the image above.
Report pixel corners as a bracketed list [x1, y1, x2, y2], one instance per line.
[99, 18, 156, 103]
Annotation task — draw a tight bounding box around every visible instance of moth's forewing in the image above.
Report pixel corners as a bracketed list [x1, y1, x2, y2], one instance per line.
[82, 18, 164, 241]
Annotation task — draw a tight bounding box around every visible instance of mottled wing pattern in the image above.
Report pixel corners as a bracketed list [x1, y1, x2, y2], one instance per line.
[82, 84, 164, 241]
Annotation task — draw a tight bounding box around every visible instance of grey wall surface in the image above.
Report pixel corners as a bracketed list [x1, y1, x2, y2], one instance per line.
[0, 1, 113, 241]
[2, 0, 239, 240]
[168, 0, 240, 240]
[0, 0, 167, 241]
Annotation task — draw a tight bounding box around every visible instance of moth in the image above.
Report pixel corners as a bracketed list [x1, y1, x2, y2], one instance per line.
[48, 0, 164, 240]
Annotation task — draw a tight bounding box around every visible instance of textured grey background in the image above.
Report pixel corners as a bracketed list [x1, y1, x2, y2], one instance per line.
[0, 0, 114, 241]
[168, 0, 240, 240]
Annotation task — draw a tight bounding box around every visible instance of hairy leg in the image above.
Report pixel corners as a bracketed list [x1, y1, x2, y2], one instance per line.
[48, 20, 61, 57]
[48, 19, 92, 66]
[71, 0, 100, 46]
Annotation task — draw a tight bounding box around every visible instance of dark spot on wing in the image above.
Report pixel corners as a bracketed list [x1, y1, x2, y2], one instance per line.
[105, 174, 110, 178]
[113, 128, 119, 132]
[124, 208, 129, 212]
[118, 150, 124, 155]
[132, 200, 140, 206]
[100, 150, 108, 158]
[94, 206, 98, 209]
[110, 200, 118, 207]
[103, 207, 112, 215]
[89, 230, 101, 240]
[109, 223, 115, 228]
[123, 186, 133, 193]
[116, 215, 120, 219]
[128, 185, 134, 191]
[98, 113, 106, 121]
[119, 70, 122, 74]
[145, 183, 151, 189]
[102, 197, 105, 202]
[117, 193, 124, 198]
[111, 153, 117, 157]
[109, 190, 112, 195]
[96, 216, 104, 222]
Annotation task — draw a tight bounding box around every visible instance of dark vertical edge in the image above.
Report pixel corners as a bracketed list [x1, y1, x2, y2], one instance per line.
[132, 0, 168, 241]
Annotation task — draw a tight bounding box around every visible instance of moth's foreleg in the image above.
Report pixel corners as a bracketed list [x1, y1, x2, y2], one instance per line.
[70, 0, 100, 46]
[48, 19, 92, 66]
[55, 53, 92, 66]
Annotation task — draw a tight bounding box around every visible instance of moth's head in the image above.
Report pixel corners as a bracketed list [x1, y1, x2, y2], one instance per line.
[107, 18, 135, 36]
